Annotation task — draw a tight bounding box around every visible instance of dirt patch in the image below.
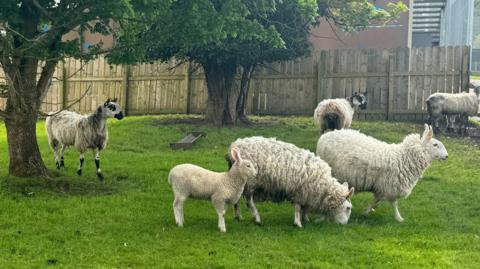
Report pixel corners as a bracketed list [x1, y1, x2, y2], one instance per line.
[150, 116, 281, 128]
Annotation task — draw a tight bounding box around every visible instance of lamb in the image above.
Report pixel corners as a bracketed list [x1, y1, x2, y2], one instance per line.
[316, 124, 448, 222]
[426, 92, 479, 134]
[168, 148, 257, 232]
[45, 98, 124, 180]
[226, 137, 354, 228]
[313, 92, 367, 134]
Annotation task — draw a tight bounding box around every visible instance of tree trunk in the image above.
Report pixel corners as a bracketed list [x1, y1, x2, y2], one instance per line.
[204, 60, 239, 126]
[236, 65, 255, 125]
[5, 108, 49, 177]
[2, 58, 54, 177]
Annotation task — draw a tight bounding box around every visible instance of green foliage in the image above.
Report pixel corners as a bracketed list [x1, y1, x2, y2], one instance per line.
[112, 0, 407, 68]
[0, 116, 479, 267]
[319, 0, 408, 32]
[0, 0, 135, 63]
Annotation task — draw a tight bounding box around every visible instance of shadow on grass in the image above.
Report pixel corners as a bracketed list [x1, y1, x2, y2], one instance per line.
[1, 173, 122, 196]
[150, 115, 282, 128]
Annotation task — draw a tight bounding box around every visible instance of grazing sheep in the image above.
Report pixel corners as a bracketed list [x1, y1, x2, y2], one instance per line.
[313, 92, 367, 134]
[45, 98, 124, 180]
[168, 148, 257, 232]
[316, 124, 448, 222]
[426, 92, 479, 134]
[227, 137, 354, 228]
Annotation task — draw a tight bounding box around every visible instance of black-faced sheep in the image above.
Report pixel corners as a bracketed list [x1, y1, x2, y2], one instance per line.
[316, 124, 448, 222]
[45, 98, 124, 180]
[426, 92, 479, 134]
[313, 92, 367, 134]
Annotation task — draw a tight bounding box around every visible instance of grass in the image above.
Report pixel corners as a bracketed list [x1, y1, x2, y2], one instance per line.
[471, 75, 480, 81]
[0, 115, 479, 268]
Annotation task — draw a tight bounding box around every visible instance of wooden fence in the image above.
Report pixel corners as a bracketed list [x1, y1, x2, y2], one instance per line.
[0, 46, 471, 121]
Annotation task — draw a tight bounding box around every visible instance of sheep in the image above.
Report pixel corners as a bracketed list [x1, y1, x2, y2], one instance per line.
[316, 124, 448, 222]
[168, 148, 257, 232]
[45, 98, 124, 180]
[426, 92, 479, 134]
[313, 92, 367, 134]
[226, 136, 354, 228]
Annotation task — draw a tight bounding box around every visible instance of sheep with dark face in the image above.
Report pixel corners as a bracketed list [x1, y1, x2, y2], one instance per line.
[45, 98, 124, 179]
[426, 92, 479, 134]
[314, 92, 367, 134]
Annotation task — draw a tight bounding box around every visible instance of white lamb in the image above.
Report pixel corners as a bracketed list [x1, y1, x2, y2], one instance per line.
[227, 137, 354, 228]
[426, 92, 479, 133]
[168, 148, 257, 232]
[316, 124, 448, 222]
[313, 92, 367, 134]
[45, 98, 124, 180]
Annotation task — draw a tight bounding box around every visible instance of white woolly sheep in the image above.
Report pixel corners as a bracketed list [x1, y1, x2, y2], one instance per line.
[426, 92, 479, 134]
[168, 148, 257, 232]
[316, 124, 448, 222]
[227, 137, 354, 228]
[313, 92, 367, 134]
[45, 98, 124, 180]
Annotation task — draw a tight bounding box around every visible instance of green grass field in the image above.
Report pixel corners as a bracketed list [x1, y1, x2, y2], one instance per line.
[0, 115, 479, 268]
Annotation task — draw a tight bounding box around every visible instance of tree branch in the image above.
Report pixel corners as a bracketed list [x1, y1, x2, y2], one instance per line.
[37, 60, 58, 102]
[39, 84, 92, 116]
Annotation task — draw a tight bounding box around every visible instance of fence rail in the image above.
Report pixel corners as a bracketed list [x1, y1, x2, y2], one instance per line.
[0, 46, 471, 121]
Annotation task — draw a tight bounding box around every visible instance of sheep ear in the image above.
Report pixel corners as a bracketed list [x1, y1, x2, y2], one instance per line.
[104, 98, 110, 107]
[342, 182, 348, 188]
[231, 148, 242, 163]
[112, 97, 118, 103]
[421, 124, 433, 144]
[346, 187, 354, 199]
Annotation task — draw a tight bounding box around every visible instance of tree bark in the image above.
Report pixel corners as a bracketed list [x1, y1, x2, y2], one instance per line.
[5, 108, 49, 177]
[204, 60, 239, 126]
[2, 58, 55, 177]
[236, 65, 255, 125]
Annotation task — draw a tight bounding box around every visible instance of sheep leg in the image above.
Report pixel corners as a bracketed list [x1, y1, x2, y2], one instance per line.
[391, 200, 404, 222]
[77, 152, 85, 176]
[212, 197, 227, 232]
[294, 203, 303, 228]
[363, 196, 382, 216]
[59, 145, 66, 168]
[301, 205, 310, 222]
[52, 142, 60, 169]
[173, 195, 186, 227]
[246, 194, 261, 224]
[94, 149, 104, 180]
[234, 202, 243, 221]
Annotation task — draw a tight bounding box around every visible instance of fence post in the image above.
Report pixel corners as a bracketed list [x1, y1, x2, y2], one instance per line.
[185, 62, 192, 114]
[122, 65, 131, 116]
[387, 52, 394, 121]
[461, 46, 470, 92]
[316, 51, 326, 104]
[62, 62, 68, 109]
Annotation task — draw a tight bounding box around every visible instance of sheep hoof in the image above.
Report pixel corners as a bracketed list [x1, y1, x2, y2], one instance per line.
[294, 222, 303, 228]
[219, 228, 226, 233]
[77, 169, 82, 176]
[234, 215, 244, 221]
[395, 216, 404, 222]
[55, 162, 61, 170]
[60, 161, 65, 168]
[97, 173, 104, 181]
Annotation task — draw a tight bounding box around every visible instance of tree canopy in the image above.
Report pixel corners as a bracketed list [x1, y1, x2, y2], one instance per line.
[111, 0, 407, 125]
